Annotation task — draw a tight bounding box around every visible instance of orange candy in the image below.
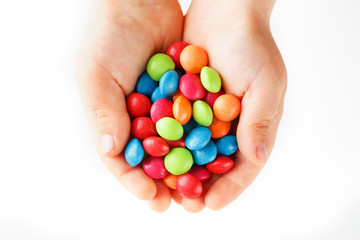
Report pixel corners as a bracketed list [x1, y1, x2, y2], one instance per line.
[180, 45, 208, 74]
[172, 89, 184, 102]
[213, 94, 241, 122]
[163, 174, 177, 189]
[208, 116, 231, 138]
[173, 96, 192, 125]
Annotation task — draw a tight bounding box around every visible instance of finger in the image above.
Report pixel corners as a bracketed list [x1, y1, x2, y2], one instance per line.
[148, 180, 172, 212]
[170, 189, 183, 205]
[76, 60, 156, 200]
[205, 66, 287, 210]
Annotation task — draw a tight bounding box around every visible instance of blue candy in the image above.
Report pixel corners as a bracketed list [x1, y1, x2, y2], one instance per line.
[136, 72, 158, 97]
[124, 138, 144, 166]
[185, 127, 211, 150]
[182, 117, 201, 135]
[216, 135, 238, 156]
[159, 70, 179, 97]
[151, 86, 171, 103]
[191, 141, 217, 165]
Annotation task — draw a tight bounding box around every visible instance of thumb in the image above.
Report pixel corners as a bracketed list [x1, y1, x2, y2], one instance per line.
[237, 67, 287, 165]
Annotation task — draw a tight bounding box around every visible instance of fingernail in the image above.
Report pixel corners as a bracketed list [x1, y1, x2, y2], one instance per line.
[101, 134, 114, 154]
[256, 143, 268, 162]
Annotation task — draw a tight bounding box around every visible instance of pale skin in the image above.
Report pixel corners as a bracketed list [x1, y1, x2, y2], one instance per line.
[76, 0, 287, 212]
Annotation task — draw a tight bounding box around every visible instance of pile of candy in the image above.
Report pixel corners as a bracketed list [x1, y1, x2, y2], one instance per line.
[124, 42, 241, 199]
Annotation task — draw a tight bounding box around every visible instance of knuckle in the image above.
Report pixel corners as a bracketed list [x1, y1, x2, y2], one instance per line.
[89, 106, 112, 131]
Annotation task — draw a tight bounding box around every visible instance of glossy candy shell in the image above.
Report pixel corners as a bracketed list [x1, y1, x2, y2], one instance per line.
[185, 127, 211, 150]
[191, 141, 217, 165]
[131, 117, 157, 140]
[124, 138, 144, 166]
[192, 100, 213, 127]
[146, 53, 175, 81]
[165, 136, 186, 148]
[188, 165, 211, 182]
[179, 73, 205, 100]
[176, 174, 203, 199]
[180, 45, 208, 74]
[142, 136, 170, 157]
[216, 135, 238, 156]
[142, 156, 168, 179]
[159, 70, 179, 97]
[173, 95, 192, 125]
[206, 156, 234, 174]
[156, 117, 184, 141]
[164, 148, 193, 175]
[208, 116, 231, 139]
[213, 94, 241, 122]
[200, 67, 221, 93]
[202, 89, 225, 108]
[163, 174, 178, 189]
[126, 93, 151, 118]
[150, 98, 174, 123]
[166, 41, 190, 68]
[136, 72, 158, 97]
[151, 86, 171, 103]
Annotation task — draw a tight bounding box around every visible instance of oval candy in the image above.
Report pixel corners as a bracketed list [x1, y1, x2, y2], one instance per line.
[150, 98, 173, 123]
[136, 72, 158, 97]
[208, 116, 231, 139]
[206, 156, 234, 174]
[191, 141, 217, 165]
[185, 127, 211, 150]
[124, 138, 144, 166]
[159, 70, 179, 97]
[173, 95, 192, 125]
[164, 148, 193, 175]
[142, 136, 170, 157]
[176, 174, 203, 199]
[166, 136, 186, 149]
[131, 117, 157, 140]
[216, 135, 238, 156]
[180, 45, 208, 74]
[188, 165, 211, 182]
[213, 94, 241, 122]
[179, 73, 205, 100]
[156, 117, 184, 141]
[166, 41, 190, 68]
[203, 89, 225, 108]
[151, 86, 171, 103]
[126, 93, 151, 118]
[162, 174, 178, 189]
[193, 100, 213, 127]
[200, 67, 221, 93]
[142, 156, 169, 179]
[146, 53, 175, 81]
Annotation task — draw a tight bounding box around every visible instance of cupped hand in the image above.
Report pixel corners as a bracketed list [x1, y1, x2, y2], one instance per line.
[75, 0, 183, 212]
[176, 0, 287, 212]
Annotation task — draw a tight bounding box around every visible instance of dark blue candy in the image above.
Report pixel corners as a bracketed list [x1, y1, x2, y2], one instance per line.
[124, 138, 144, 166]
[185, 127, 211, 150]
[159, 70, 179, 97]
[182, 117, 201, 135]
[216, 135, 238, 156]
[191, 141, 217, 165]
[136, 72, 158, 97]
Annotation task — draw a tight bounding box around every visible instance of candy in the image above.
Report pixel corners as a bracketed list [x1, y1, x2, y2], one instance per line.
[207, 116, 231, 139]
[142, 156, 169, 179]
[146, 53, 175, 81]
[176, 174, 203, 199]
[172, 89, 184, 102]
[192, 100, 213, 126]
[156, 117, 184, 141]
[203, 89, 225, 108]
[150, 98, 173, 123]
[200, 67, 221, 93]
[142, 136, 170, 157]
[136, 72, 158, 97]
[182, 117, 200, 134]
[213, 94, 241, 122]
[166, 41, 190, 68]
[180, 45, 208, 74]
[206, 156, 234, 174]
[124, 138, 144, 166]
[164, 148, 193, 175]
[216, 135, 238, 156]
[188, 165, 211, 182]
[185, 127, 211, 150]
[126, 93, 151, 118]
[159, 70, 179, 97]
[151, 86, 171, 103]
[191, 141, 217, 165]
[166, 136, 186, 149]
[179, 73, 205, 100]
[163, 174, 178, 189]
[173, 95, 192, 125]
[131, 117, 157, 140]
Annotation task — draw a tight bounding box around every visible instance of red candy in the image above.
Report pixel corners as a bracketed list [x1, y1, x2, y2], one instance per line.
[206, 156, 234, 174]
[131, 117, 157, 140]
[176, 174, 203, 199]
[150, 98, 174, 123]
[188, 165, 211, 182]
[142, 156, 169, 179]
[126, 93, 151, 118]
[166, 41, 190, 68]
[203, 89, 225, 108]
[179, 73, 205, 100]
[143, 136, 170, 157]
[166, 136, 186, 148]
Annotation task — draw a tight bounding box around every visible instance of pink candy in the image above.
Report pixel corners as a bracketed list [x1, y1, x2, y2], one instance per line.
[142, 156, 169, 179]
[150, 99, 174, 123]
[179, 73, 205, 100]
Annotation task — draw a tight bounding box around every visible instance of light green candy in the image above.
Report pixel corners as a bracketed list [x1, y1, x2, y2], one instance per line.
[193, 100, 213, 127]
[156, 117, 183, 141]
[200, 66, 222, 93]
[146, 53, 175, 81]
[164, 148, 193, 175]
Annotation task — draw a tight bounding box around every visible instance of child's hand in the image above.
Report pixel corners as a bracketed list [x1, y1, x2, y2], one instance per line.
[75, 0, 183, 212]
[176, 0, 287, 211]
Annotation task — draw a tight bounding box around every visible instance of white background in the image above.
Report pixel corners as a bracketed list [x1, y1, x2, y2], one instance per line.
[0, 0, 359, 239]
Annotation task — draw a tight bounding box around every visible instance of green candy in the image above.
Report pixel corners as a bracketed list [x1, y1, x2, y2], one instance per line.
[156, 117, 183, 141]
[146, 53, 175, 81]
[200, 66, 222, 93]
[193, 100, 213, 126]
[164, 148, 193, 175]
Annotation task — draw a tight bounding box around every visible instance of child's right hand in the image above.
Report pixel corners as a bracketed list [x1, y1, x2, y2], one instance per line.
[75, 0, 184, 212]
